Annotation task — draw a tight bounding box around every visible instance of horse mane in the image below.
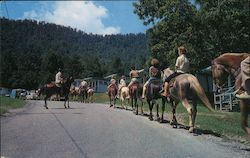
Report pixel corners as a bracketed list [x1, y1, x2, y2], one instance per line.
[213, 53, 250, 68]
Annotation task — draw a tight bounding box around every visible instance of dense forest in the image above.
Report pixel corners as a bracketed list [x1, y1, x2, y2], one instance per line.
[0, 18, 149, 90]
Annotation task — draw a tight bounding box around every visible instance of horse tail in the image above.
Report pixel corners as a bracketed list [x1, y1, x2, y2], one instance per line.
[189, 76, 214, 111]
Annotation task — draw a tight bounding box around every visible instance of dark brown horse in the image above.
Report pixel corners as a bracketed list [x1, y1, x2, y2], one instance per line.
[146, 79, 163, 121]
[163, 68, 214, 133]
[79, 86, 88, 103]
[129, 82, 143, 115]
[211, 53, 250, 135]
[108, 84, 117, 108]
[38, 77, 74, 109]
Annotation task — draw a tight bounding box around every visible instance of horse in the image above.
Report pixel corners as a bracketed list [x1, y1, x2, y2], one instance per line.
[108, 84, 117, 108]
[87, 88, 94, 103]
[120, 86, 130, 110]
[146, 79, 164, 121]
[70, 86, 79, 101]
[129, 82, 144, 115]
[38, 77, 74, 109]
[79, 85, 88, 103]
[211, 53, 250, 135]
[162, 68, 214, 133]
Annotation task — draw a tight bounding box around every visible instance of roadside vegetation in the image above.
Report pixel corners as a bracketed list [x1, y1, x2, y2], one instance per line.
[0, 96, 25, 115]
[91, 93, 249, 143]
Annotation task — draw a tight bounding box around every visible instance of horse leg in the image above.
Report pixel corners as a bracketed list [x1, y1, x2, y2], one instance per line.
[135, 98, 138, 115]
[109, 96, 113, 107]
[182, 99, 194, 133]
[156, 103, 160, 121]
[191, 97, 197, 133]
[44, 96, 49, 109]
[140, 99, 144, 115]
[240, 99, 250, 136]
[161, 98, 165, 123]
[148, 100, 153, 121]
[113, 96, 116, 108]
[170, 100, 178, 126]
[67, 95, 70, 108]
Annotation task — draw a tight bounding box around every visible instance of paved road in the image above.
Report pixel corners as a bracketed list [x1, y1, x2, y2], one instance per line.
[1, 101, 249, 158]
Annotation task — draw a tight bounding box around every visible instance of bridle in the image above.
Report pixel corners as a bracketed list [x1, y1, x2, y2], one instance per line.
[212, 62, 240, 90]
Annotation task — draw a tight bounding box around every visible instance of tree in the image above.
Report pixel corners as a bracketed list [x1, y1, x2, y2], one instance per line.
[134, 0, 250, 72]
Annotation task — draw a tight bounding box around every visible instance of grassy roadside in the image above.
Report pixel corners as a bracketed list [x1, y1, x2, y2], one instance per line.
[92, 93, 249, 142]
[0, 96, 25, 115]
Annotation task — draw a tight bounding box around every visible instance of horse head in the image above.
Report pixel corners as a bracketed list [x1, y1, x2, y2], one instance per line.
[211, 53, 250, 89]
[211, 61, 229, 89]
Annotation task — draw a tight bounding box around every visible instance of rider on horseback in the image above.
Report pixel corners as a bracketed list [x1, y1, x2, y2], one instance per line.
[142, 58, 161, 99]
[161, 46, 190, 97]
[127, 66, 140, 89]
[55, 68, 64, 87]
[235, 56, 250, 99]
[117, 75, 126, 98]
[107, 75, 118, 92]
[80, 80, 88, 89]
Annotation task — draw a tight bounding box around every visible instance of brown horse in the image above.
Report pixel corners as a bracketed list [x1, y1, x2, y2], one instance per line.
[108, 84, 117, 108]
[211, 53, 250, 135]
[79, 86, 88, 103]
[70, 86, 79, 101]
[38, 77, 74, 109]
[129, 82, 143, 115]
[163, 68, 214, 133]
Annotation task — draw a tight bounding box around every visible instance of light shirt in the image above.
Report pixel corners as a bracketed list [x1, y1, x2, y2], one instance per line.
[55, 72, 62, 83]
[119, 79, 126, 87]
[110, 78, 116, 85]
[175, 54, 190, 73]
[80, 80, 88, 87]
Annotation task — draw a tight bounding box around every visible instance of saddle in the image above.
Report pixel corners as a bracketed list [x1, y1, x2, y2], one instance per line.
[169, 78, 176, 88]
[46, 82, 58, 88]
[148, 79, 162, 87]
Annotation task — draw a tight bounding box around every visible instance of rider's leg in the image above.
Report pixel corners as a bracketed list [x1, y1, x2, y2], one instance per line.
[161, 82, 170, 97]
[142, 81, 149, 99]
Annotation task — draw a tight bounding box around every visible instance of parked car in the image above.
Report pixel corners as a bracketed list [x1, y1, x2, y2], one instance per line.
[26, 90, 39, 100]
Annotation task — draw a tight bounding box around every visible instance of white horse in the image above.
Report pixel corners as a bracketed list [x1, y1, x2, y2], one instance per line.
[120, 87, 130, 109]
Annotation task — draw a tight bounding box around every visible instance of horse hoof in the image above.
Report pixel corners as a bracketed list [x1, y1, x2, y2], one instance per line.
[148, 116, 153, 121]
[189, 127, 194, 133]
[136, 112, 138, 115]
[110, 104, 113, 107]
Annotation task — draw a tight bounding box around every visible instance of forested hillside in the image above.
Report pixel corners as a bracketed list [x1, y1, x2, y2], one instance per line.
[1, 18, 149, 89]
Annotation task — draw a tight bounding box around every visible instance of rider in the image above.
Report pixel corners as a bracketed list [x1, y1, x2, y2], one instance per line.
[107, 74, 118, 91]
[235, 56, 250, 99]
[117, 75, 126, 98]
[127, 66, 140, 89]
[141, 58, 161, 99]
[80, 80, 88, 89]
[161, 46, 190, 97]
[55, 68, 64, 87]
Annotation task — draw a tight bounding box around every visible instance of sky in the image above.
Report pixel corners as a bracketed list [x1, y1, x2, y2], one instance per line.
[0, 1, 149, 35]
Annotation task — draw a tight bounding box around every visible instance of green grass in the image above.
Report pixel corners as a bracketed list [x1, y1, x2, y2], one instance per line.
[94, 93, 249, 141]
[0, 96, 25, 115]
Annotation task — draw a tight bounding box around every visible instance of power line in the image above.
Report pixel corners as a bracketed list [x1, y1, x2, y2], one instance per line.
[3, 0, 9, 18]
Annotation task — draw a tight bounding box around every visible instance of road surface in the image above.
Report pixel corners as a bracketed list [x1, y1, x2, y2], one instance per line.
[1, 100, 249, 158]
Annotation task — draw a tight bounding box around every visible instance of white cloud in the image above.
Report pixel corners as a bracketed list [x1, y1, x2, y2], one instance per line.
[23, 10, 38, 19]
[23, 1, 120, 35]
